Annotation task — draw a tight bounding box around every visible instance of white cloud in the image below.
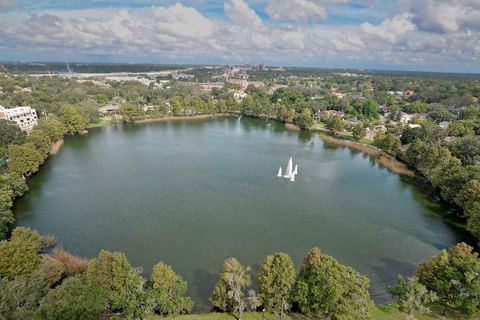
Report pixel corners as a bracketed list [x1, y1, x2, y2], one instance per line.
[402, 0, 480, 33]
[0, 1, 479, 71]
[266, 0, 327, 22]
[361, 13, 415, 43]
[0, 0, 16, 8]
[149, 3, 214, 39]
[224, 0, 263, 29]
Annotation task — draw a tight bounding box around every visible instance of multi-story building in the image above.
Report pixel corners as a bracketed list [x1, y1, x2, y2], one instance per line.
[0, 105, 38, 131]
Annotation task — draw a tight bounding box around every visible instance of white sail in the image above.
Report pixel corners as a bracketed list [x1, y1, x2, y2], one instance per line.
[277, 167, 282, 177]
[293, 164, 298, 175]
[283, 157, 293, 178]
[290, 173, 295, 182]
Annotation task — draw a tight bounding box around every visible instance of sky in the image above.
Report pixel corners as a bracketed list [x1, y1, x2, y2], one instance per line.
[0, 0, 479, 73]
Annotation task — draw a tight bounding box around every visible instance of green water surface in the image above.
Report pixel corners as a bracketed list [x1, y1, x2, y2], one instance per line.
[14, 116, 467, 310]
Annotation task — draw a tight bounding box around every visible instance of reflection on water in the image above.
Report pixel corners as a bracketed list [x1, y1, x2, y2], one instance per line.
[14, 116, 469, 311]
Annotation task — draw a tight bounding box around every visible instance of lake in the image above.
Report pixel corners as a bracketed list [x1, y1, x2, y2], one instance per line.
[14, 116, 468, 310]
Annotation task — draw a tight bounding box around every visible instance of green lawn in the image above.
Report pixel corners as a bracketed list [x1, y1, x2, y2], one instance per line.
[148, 305, 459, 320]
[87, 120, 114, 128]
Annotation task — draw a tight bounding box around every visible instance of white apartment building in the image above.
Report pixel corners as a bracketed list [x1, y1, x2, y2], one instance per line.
[0, 106, 38, 131]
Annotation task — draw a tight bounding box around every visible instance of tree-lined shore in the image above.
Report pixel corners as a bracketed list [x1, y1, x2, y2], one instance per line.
[1, 70, 480, 319]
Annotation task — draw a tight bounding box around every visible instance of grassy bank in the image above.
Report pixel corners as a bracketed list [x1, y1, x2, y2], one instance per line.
[148, 305, 458, 320]
[317, 132, 415, 177]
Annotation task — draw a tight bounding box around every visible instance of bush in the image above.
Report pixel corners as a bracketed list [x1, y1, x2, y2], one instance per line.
[37, 275, 106, 320]
[50, 248, 88, 276]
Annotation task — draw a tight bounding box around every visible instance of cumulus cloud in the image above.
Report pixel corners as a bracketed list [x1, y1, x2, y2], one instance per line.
[361, 13, 415, 43]
[266, 0, 327, 22]
[0, 0, 479, 71]
[224, 0, 263, 29]
[149, 3, 214, 38]
[403, 0, 480, 33]
[0, 0, 16, 8]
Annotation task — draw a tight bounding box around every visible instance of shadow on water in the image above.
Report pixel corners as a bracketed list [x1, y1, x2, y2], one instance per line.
[297, 130, 313, 143]
[192, 269, 218, 312]
[367, 257, 417, 303]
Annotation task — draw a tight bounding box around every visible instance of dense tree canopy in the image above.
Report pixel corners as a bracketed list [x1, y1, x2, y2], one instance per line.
[0, 119, 26, 146]
[149, 262, 193, 315]
[258, 252, 296, 315]
[293, 247, 374, 319]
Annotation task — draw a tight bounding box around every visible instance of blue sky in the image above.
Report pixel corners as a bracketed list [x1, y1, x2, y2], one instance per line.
[0, 0, 479, 72]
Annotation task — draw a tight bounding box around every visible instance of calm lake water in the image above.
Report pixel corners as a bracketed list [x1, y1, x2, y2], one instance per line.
[15, 116, 468, 310]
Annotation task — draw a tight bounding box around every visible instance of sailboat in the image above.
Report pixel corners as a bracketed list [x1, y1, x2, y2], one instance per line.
[283, 157, 293, 179]
[277, 157, 298, 182]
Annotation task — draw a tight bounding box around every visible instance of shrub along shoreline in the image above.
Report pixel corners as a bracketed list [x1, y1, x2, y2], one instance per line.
[2, 226, 475, 319]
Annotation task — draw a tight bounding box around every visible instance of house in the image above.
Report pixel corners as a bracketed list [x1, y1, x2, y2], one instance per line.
[318, 110, 344, 119]
[332, 92, 346, 99]
[233, 91, 248, 101]
[399, 112, 413, 123]
[365, 127, 378, 139]
[227, 79, 249, 90]
[98, 104, 119, 115]
[0, 105, 38, 131]
[439, 121, 451, 129]
[365, 125, 387, 139]
[199, 82, 224, 92]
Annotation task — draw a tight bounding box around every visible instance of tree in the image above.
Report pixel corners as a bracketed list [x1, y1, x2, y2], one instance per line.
[451, 136, 480, 165]
[351, 123, 365, 141]
[7, 143, 44, 177]
[86, 250, 147, 318]
[293, 247, 373, 319]
[149, 262, 193, 315]
[170, 96, 184, 116]
[325, 115, 344, 134]
[467, 202, 480, 240]
[389, 276, 437, 319]
[119, 103, 144, 122]
[0, 119, 26, 146]
[373, 132, 401, 155]
[0, 227, 42, 278]
[297, 108, 313, 128]
[26, 129, 51, 158]
[36, 116, 67, 142]
[60, 104, 89, 133]
[455, 180, 480, 213]
[37, 275, 106, 320]
[258, 252, 296, 316]
[0, 276, 48, 320]
[210, 258, 260, 320]
[362, 100, 379, 120]
[403, 101, 428, 114]
[429, 106, 454, 122]
[416, 243, 480, 317]
[448, 121, 474, 137]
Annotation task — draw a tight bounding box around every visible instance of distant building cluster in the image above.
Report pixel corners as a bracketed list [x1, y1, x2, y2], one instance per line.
[0, 105, 38, 131]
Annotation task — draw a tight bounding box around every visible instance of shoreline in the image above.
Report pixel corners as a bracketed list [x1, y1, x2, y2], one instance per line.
[317, 133, 415, 177]
[134, 113, 233, 124]
[49, 138, 64, 155]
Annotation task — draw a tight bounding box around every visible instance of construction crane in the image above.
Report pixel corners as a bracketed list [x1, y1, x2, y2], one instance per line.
[65, 62, 72, 77]
[0, 64, 12, 75]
